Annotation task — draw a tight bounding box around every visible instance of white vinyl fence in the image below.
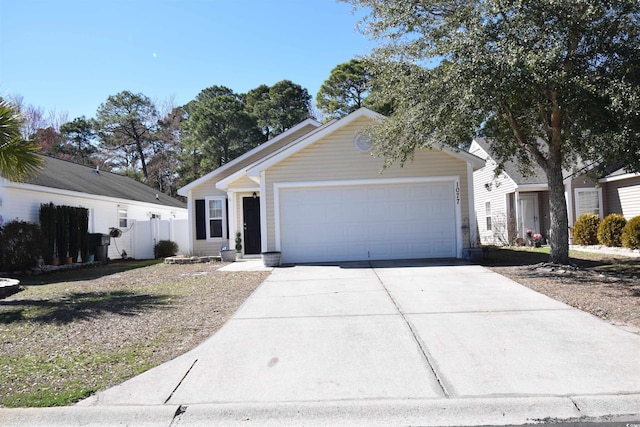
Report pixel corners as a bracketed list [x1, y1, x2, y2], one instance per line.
[109, 218, 188, 260]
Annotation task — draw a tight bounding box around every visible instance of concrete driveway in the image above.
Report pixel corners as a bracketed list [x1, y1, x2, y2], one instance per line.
[5, 261, 640, 426]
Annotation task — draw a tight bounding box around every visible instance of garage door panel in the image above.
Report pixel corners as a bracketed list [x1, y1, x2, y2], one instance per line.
[279, 181, 457, 263]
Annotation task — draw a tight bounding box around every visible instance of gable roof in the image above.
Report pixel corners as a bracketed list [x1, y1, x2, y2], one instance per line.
[245, 108, 485, 178]
[599, 168, 640, 183]
[9, 155, 186, 208]
[178, 118, 322, 194]
[472, 138, 548, 185]
[472, 138, 595, 185]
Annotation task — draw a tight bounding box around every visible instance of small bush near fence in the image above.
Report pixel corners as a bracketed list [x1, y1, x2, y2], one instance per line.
[621, 216, 640, 249]
[597, 214, 627, 247]
[572, 213, 600, 245]
[154, 240, 178, 259]
[0, 220, 43, 272]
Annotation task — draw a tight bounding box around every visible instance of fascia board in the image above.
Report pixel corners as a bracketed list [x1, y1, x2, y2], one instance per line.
[441, 145, 485, 170]
[598, 172, 639, 183]
[178, 118, 321, 195]
[7, 182, 187, 212]
[215, 169, 248, 190]
[515, 184, 549, 192]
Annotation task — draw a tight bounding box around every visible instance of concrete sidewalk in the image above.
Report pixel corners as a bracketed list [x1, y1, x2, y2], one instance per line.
[3, 261, 640, 426]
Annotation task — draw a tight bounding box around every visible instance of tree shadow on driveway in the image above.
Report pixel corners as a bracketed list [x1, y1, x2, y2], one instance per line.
[0, 291, 170, 325]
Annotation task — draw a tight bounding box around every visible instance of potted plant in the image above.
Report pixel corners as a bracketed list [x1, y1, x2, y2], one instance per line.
[533, 233, 543, 247]
[261, 251, 281, 267]
[220, 245, 236, 262]
[235, 232, 243, 260]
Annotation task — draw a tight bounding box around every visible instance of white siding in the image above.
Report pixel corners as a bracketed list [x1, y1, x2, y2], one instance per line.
[603, 175, 640, 220]
[469, 141, 517, 245]
[0, 185, 186, 260]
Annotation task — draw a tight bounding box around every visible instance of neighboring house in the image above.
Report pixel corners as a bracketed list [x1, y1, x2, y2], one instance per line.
[0, 155, 188, 260]
[599, 169, 640, 220]
[470, 138, 640, 245]
[178, 108, 485, 263]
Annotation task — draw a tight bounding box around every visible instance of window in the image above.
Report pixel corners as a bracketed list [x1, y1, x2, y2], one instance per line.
[195, 198, 227, 240]
[485, 201, 492, 231]
[118, 207, 128, 227]
[575, 188, 601, 218]
[208, 199, 223, 238]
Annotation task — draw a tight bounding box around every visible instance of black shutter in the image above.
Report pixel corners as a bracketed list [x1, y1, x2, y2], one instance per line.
[195, 199, 206, 240]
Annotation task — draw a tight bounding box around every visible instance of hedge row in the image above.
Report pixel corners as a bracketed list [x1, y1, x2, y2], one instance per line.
[573, 213, 640, 249]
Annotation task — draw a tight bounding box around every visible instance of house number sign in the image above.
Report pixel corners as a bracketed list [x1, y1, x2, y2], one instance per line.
[455, 182, 460, 204]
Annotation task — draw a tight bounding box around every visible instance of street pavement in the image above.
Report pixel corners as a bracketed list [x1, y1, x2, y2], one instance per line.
[2, 260, 640, 426]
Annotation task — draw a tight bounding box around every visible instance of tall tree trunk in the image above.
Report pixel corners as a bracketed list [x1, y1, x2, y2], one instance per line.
[134, 135, 148, 179]
[545, 106, 570, 264]
[547, 165, 569, 264]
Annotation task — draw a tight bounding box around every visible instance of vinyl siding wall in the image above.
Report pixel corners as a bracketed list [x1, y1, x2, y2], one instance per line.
[182, 124, 318, 255]
[262, 117, 472, 252]
[0, 185, 187, 259]
[569, 175, 601, 224]
[187, 183, 228, 255]
[602, 175, 640, 220]
[228, 175, 259, 190]
[469, 142, 517, 245]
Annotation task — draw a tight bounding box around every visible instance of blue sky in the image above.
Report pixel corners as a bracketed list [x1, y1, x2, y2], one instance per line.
[0, 0, 377, 121]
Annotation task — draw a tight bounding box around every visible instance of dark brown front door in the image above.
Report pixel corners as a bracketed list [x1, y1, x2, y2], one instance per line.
[243, 197, 261, 255]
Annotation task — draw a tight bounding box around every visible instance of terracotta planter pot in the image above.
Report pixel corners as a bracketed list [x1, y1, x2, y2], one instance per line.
[51, 258, 59, 266]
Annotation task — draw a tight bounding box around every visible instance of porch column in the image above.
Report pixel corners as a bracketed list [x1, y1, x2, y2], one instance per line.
[514, 190, 521, 237]
[227, 191, 236, 245]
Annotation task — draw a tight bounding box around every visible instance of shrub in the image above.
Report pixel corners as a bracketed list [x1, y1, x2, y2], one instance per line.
[154, 240, 178, 258]
[0, 220, 43, 272]
[621, 216, 640, 249]
[597, 214, 627, 247]
[572, 213, 600, 245]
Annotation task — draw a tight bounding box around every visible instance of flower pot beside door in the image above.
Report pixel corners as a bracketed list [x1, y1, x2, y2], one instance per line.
[220, 249, 236, 262]
[261, 251, 281, 267]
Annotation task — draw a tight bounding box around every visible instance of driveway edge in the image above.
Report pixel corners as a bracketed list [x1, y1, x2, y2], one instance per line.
[2, 395, 639, 426]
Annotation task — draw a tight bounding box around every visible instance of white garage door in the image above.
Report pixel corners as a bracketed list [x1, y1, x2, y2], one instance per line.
[278, 181, 457, 263]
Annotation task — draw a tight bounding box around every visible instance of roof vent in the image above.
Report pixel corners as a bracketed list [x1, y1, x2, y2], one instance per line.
[94, 165, 100, 174]
[155, 193, 159, 200]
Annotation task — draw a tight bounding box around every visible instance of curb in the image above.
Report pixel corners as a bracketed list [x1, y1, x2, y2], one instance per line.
[2, 395, 640, 426]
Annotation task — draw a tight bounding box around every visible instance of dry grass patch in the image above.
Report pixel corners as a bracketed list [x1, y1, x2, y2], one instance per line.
[0, 260, 269, 407]
[484, 247, 640, 332]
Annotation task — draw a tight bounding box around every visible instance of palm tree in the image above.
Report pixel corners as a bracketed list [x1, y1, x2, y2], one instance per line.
[0, 98, 43, 181]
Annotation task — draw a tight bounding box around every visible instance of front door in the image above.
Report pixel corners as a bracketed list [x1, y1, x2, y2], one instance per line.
[242, 197, 261, 255]
[518, 193, 539, 237]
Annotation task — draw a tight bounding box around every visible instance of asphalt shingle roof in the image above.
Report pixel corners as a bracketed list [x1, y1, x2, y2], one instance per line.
[22, 156, 186, 209]
[473, 138, 588, 185]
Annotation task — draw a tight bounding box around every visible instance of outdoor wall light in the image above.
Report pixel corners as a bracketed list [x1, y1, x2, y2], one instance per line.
[252, 192, 257, 198]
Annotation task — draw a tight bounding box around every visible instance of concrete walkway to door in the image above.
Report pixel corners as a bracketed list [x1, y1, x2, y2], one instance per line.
[5, 261, 640, 426]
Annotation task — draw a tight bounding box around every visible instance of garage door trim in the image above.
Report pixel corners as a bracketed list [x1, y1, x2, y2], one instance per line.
[273, 176, 462, 259]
